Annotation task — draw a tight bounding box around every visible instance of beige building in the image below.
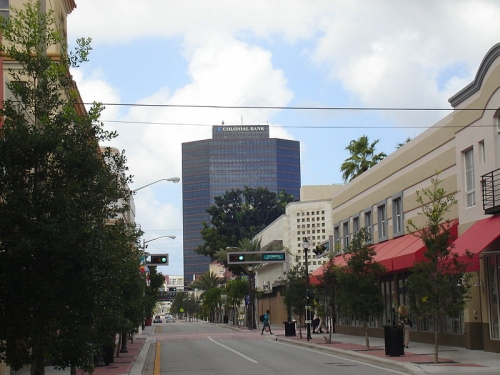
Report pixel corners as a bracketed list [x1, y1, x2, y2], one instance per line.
[255, 185, 341, 320]
[256, 43, 500, 353]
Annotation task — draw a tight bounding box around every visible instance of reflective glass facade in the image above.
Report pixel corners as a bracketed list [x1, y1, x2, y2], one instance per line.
[182, 125, 301, 285]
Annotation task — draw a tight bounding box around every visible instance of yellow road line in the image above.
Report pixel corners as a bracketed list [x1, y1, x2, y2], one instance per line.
[154, 341, 161, 375]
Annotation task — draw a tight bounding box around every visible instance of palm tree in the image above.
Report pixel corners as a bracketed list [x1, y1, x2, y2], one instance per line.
[190, 271, 223, 291]
[396, 137, 412, 149]
[189, 271, 224, 322]
[340, 135, 387, 183]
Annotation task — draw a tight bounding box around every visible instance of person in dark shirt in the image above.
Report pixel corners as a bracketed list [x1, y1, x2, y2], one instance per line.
[261, 310, 273, 335]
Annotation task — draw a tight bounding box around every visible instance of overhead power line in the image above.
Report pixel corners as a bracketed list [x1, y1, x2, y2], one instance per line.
[102, 119, 499, 130]
[89, 102, 469, 111]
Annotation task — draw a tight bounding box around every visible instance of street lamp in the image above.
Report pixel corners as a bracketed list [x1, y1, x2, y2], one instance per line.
[142, 235, 176, 250]
[303, 237, 312, 341]
[130, 177, 180, 193]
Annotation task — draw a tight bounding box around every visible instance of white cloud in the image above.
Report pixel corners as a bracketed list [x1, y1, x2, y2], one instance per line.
[67, 0, 500, 273]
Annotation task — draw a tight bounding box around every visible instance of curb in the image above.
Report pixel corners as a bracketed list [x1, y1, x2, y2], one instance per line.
[270, 336, 420, 375]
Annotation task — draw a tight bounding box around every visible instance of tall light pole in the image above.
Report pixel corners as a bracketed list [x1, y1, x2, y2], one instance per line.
[130, 177, 180, 193]
[303, 237, 312, 341]
[142, 235, 176, 251]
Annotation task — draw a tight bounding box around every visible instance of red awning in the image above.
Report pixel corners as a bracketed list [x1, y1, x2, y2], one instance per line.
[310, 224, 462, 283]
[452, 215, 500, 272]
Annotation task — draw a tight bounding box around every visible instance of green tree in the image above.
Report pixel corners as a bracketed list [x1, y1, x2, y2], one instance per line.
[406, 174, 472, 363]
[144, 268, 166, 319]
[196, 187, 294, 258]
[281, 264, 307, 338]
[340, 135, 387, 182]
[190, 271, 224, 291]
[396, 136, 412, 149]
[336, 228, 386, 350]
[0, 2, 141, 373]
[189, 271, 224, 322]
[317, 259, 339, 342]
[216, 238, 266, 329]
[225, 279, 249, 325]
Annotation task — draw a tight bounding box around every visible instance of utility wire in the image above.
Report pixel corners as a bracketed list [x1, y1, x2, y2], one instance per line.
[87, 102, 489, 111]
[102, 119, 499, 129]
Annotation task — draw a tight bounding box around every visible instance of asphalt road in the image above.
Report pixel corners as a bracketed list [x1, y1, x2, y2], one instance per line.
[151, 320, 410, 375]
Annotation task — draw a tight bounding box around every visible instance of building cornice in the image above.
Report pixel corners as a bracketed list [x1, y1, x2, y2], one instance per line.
[449, 42, 500, 107]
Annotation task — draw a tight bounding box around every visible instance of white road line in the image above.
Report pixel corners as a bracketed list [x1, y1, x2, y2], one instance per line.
[207, 336, 259, 363]
[273, 340, 410, 375]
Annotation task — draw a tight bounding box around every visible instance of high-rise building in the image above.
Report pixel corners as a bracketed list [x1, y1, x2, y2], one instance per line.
[182, 125, 301, 285]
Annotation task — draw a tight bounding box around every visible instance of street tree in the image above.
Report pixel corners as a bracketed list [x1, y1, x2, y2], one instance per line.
[0, 2, 141, 373]
[406, 174, 472, 363]
[190, 271, 224, 322]
[317, 258, 339, 342]
[144, 268, 166, 319]
[336, 228, 386, 350]
[225, 279, 249, 325]
[196, 187, 294, 258]
[340, 135, 387, 182]
[281, 264, 307, 338]
[216, 238, 267, 329]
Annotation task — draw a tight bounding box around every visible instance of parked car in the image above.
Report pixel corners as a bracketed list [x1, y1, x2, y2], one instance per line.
[166, 316, 175, 323]
[153, 315, 162, 323]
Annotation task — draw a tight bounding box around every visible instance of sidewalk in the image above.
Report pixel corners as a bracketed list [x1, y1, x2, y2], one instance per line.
[264, 324, 500, 375]
[12, 326, 155, 375]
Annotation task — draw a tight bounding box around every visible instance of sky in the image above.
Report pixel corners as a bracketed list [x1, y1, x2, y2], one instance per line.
[67, 0, 500, 276]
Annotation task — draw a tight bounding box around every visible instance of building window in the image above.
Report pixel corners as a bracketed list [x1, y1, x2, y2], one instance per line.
[392, 192, 403, 237]
[334, 224, 340, 253]
[352, 214, 360, 235]
[0, 0, 8, 20]
[486, 254, 500, 339]
[464, 148, 476, 207]
[497, 116, 500, 164]
[377, 201, 387, 241]
[342, 220, 349, 249]
[479, 140, 486, 164]
[364, 209, 373, 242]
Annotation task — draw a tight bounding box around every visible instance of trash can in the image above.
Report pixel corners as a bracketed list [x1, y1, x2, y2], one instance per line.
[383, 325, 404, 357]
[103, 344, 114, 365]
[223, 315, 229, 323]
[283, 321, 296, 337]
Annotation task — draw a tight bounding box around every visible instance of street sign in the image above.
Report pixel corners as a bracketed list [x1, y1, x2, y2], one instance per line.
[262, 252, 286, 262]
[227, 251, 286, 264]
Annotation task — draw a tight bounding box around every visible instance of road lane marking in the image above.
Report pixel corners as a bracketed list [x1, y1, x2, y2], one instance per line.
[273, 340, 409, 375]
[207, 336, 259, 363]
[154, 341, 161, 375]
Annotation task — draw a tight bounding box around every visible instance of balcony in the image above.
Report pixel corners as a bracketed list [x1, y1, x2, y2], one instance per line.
[481, 168, 500, 214]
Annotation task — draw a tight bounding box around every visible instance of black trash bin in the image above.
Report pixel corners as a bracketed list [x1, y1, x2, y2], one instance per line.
[223, 315, 229, 323]
[383, 325, 404, 357]
[283, 321, 296, 337]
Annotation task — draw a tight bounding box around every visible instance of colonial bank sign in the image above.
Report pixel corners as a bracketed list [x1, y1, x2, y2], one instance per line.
[217, 126, 266, 132]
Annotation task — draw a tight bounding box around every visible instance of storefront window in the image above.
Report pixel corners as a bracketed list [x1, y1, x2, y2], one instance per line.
[486, 255, 500, 339]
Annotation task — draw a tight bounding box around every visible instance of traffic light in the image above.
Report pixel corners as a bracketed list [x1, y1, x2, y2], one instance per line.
[228, 253, 246, 263]
[149, 254, 169, 265]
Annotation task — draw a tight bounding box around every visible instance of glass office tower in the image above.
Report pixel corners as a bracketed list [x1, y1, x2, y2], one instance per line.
[182, 125, 301, 286]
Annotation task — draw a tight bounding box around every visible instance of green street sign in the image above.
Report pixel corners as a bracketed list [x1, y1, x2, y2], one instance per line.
[262, 252, 286, 262]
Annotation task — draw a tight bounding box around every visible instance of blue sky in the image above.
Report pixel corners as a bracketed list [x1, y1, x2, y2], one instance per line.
[67, 0, 500, 275]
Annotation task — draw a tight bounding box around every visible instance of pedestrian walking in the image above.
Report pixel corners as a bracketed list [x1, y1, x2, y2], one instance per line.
[398, 304, 411, 348]
[261, 310, 273, 335]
